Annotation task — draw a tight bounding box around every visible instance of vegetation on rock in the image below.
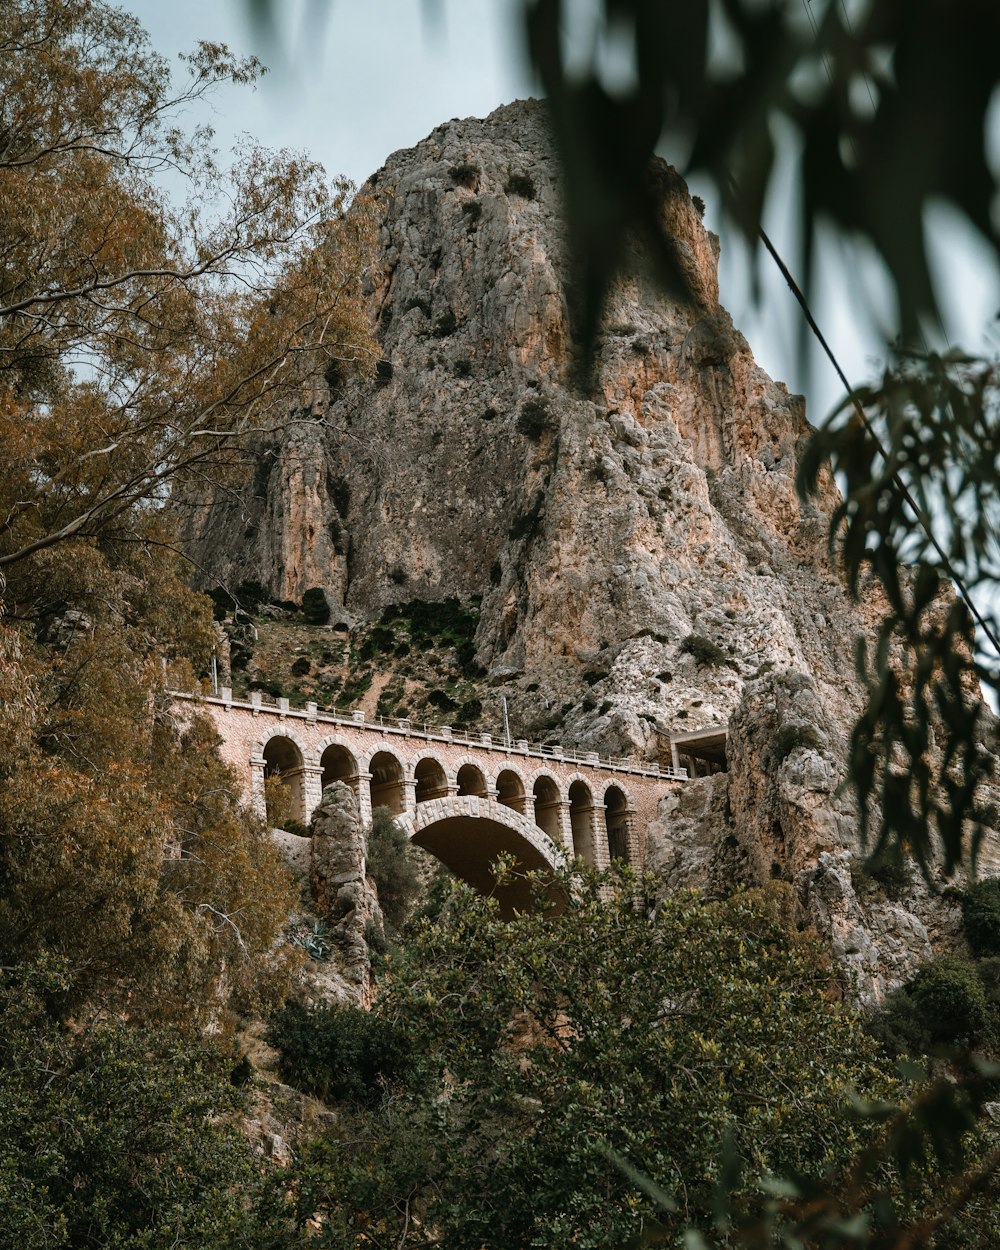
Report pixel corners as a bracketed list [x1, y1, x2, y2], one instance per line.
[267, 867, 1000, 1248]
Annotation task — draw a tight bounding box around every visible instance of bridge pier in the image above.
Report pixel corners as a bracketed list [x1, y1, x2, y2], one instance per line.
[302, 764, 325, 825]
[351, 772, 371, 826]
[556, 799, 574, 856]
[250, 756, 266, 821]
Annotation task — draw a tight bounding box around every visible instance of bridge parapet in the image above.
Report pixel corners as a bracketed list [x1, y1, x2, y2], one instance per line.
[175, 688, 688, 782]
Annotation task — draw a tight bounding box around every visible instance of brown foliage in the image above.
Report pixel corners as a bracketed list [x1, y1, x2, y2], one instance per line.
[0, 0, 354, 1025]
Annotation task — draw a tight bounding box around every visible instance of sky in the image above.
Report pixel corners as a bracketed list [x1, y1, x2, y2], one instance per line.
[124, 0, 1000, 426]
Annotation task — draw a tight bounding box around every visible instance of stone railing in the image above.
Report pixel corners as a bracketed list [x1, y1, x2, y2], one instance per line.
[170, 688, 688, 782]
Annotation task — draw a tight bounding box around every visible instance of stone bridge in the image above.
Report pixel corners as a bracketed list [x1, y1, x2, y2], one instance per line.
[172, 689, 687, 889]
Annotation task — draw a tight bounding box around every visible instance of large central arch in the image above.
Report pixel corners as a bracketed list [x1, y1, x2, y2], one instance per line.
[401, 795, 566, 915]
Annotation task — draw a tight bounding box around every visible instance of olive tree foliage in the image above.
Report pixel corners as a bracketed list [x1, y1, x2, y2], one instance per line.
[799, 351, 1000, 880]
[269, 867, 1000, 1249]
[0, 959, 277, 1250]
[0, 0, 377, 591]
[0, 0, 385, 1022]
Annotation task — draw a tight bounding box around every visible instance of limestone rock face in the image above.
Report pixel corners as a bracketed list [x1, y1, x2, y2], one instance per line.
[181, 99, 868, 753]
[179, 99, 997, 1000]
[307, 782, 382, 1005]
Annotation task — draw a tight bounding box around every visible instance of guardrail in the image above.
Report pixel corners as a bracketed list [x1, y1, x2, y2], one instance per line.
[170, 688, 688, 782]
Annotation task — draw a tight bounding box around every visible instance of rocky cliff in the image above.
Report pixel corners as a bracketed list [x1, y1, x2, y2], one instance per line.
[179, 99, 997, 1000]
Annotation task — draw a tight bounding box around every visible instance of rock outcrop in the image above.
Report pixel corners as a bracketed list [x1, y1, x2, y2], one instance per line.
[180, 100, 998, 1000]
[304, 782, 382, 1006]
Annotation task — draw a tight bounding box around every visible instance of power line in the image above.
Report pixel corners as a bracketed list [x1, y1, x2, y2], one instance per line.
[758, 224, 1000, 659]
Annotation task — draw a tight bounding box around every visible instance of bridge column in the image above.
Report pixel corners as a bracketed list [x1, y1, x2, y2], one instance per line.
[356, 772, 373, 826]
[556, 800, 574, 855]
[403, 777, 417, 820]
[301, 765, 325, 826]
[626, 811, 640, 867]
[250, 755, 266, 820]
[588, 804, 610, 870]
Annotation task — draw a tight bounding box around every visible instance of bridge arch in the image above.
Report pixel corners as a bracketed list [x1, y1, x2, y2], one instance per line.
[319, 738, 358, 785]
[413, 754, 449, 803]
[604, 784, 633, 864]
[367, 748, 406, 816]
[259, 731, 308, 827]
[568, 777, 599, 867]
[407, 794, 565, 916]
[530, 769, 563, 845]
[456, 760, 489, 798]
[495, 767, 527, 816]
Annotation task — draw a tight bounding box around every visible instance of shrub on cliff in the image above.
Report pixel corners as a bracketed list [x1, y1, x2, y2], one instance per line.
[962, 878, 1000, 957]
[680, 632, 729, 667]
[365, 807, 421, 931]
[267, 999, 412, 1106]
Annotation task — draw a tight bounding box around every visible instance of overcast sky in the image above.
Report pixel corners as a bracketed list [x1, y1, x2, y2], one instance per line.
[124, 0, 1000, 425]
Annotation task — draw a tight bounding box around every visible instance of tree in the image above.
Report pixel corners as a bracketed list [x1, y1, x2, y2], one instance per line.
[365, 805, 421, 931]
[0, 0, 376, 594]
[0, 960, 277, 1250]
[0, 0, 381, 1023]
[270, 868, 937, 1249]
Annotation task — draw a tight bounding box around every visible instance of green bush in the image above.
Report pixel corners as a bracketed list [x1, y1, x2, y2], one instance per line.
[433, 308, 458, 337]
[448, 162, 479, 189]
[290, 657, 311, 677]
[380, 597, 480, 651]
[773, 722, 822, 763]
[504, 171, 536, 199]
[866, 988, 933, 1057]
[458, 697, 483, 723]
[680, 633, 729, 667]
[516, 397, 553, 439]
[366, 807, 421, 931]
[236, 579, 268, 610]
[249, 677, 286, 699]
[208, 586, 234, 620]
[358, 625, 395, 660]
[267, 999, 411, 1106]
[908, 957, 989, 1044]
[301, 587, 331, 625]
[962, 877, 1000, 956]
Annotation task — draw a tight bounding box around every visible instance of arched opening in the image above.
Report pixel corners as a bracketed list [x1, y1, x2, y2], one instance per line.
[321, 743, 357, 790]
[605, 785, 630, 864]
[414, 756, 449, 804]
[263, 735, 305, 828]
[456, 763, 488, 797]
[569, 779, 597, 867]
[532, 775, 561, 842]
[369, 750, 405, 816]
[496, 768, 526, 815]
